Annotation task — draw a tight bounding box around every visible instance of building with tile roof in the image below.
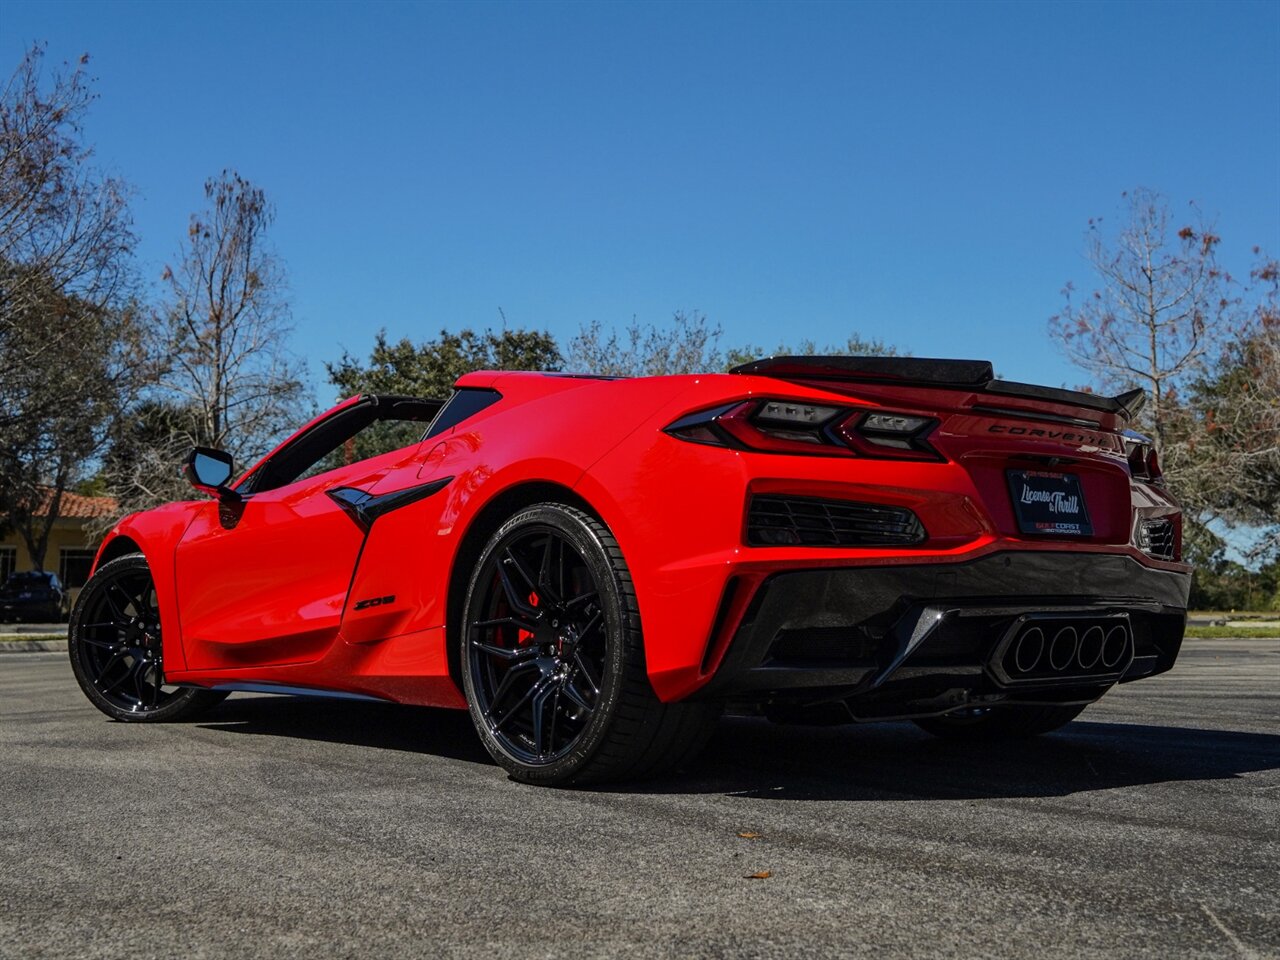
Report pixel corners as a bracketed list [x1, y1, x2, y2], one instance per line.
[1, 488, 119, 602]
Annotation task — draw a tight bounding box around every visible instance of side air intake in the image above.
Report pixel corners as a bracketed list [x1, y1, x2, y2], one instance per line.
[1136, 518, 1178, 561]
[747, 495, 926, 547]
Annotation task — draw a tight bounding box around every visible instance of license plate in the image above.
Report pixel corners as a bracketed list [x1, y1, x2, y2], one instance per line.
[1007, 469, 1092, 536]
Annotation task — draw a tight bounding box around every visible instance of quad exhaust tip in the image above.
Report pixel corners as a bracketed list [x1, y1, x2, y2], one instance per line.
[1006, 619, 1131, 680]
[1048, 626, 1078, 671]
[1077, 625, 1105, 670]
[1102, 624, 1129, 669]
[1013, 627, 1044, 673]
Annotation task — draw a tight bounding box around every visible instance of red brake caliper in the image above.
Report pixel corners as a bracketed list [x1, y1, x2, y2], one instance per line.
[518, 592, 539, 645]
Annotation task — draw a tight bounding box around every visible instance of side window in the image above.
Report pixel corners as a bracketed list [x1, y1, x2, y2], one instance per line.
[289, 415, 427, 485]
[245, 396, 444, 494]
[425, 388, 502, 439]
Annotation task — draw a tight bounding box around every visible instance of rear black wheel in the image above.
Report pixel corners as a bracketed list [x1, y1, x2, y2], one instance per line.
[68, 554, 227, 722]
[913, 703, 1087, 741]
[461, 503, 716, 786]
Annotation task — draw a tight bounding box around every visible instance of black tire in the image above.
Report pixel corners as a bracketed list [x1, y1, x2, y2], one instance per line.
[913, 703, 1088, 741]
[460, 503, 717, 786]
[69, 553, 228, 723]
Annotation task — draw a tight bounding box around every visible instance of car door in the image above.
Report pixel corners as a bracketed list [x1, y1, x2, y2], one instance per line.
[173, 396, 441, 671]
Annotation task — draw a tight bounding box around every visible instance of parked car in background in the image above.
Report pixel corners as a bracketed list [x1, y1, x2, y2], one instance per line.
[1, 571, 70, 622]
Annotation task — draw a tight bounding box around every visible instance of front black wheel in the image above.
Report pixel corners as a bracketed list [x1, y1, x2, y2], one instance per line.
[913, 703, 1088, 741]
[69, 553, 227, 722]
[461, 503, 716, 786]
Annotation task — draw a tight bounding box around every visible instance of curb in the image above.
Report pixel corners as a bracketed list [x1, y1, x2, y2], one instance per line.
[0, 639, 67, 653]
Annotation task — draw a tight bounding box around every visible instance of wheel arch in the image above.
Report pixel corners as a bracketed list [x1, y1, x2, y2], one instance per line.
[443, 480, 604, 692]
[94, 534, 144, 571]
[87, 502, 205, 674]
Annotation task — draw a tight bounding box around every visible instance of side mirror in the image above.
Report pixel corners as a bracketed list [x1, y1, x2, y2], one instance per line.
[182, 447, 238, 501]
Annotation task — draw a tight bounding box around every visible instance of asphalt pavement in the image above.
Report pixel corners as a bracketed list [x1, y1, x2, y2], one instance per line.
[1, 639, 1277, 959]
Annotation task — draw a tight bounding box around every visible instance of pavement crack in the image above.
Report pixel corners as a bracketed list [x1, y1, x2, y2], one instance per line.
[1200, 902, 1260, 960]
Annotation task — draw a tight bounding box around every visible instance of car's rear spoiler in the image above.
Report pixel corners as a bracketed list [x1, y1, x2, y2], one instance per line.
[729, 356, 1147, 421]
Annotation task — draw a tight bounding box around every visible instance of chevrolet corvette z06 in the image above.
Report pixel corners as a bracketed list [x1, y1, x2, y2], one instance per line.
[70, 357, 1190, 785]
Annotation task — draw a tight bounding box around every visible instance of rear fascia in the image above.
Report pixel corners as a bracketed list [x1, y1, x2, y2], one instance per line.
[582, 373, 1189, 704]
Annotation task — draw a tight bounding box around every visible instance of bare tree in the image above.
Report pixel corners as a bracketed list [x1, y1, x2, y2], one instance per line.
[1048, 190, 1280, 580]
[567, 311, 729, 377]
[161, 170, 306, 452]
[102, 171, 309, 515]
[724, 333, 899, 369]
[567, 311, 898, 377]
[1048, 188, 1235, 447]
[172, 173, 304, 443]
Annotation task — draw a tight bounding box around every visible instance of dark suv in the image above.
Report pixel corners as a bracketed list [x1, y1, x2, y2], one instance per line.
[0, 571, 70, 622]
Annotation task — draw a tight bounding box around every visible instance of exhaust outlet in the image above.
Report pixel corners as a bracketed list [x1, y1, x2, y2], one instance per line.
[1101, 625, 1129, 668]
[1076, 625, 1105, 670]
[993, 615, 1134, 685]
[1013, 627, 1045, 674]
[1048, 626, 1079, 672]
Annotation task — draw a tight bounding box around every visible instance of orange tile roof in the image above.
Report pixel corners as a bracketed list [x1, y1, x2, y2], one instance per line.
[36, 489, 119, 519]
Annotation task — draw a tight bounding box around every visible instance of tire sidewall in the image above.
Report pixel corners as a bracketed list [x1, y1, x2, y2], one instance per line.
[460, 504, 631, 784]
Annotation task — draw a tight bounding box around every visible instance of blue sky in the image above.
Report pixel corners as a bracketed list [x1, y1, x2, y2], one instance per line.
[6, 0, 1279, 400]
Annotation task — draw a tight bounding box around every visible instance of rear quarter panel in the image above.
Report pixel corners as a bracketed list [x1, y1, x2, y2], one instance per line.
[339, 373, 690, 656]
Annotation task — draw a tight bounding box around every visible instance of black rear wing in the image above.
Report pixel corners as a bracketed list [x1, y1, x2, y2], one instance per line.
[729, 356, 1146, 420]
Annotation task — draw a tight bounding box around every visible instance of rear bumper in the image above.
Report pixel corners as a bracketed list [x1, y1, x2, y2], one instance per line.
[696, 551, 1189, 710]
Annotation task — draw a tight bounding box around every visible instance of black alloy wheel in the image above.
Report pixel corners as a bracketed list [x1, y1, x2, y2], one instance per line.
[461, 503, 716, 786]
[465, 515, 607, 764]
[69, 554, 226, 722]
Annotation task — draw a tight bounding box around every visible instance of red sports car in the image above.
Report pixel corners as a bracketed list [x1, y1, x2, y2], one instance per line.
[70, 357, 1190, 785]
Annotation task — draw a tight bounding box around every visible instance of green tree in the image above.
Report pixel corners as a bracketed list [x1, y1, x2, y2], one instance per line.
[94, 400, 204, 529]
[0, 45, 143, 565]
[1185, 254, 1280, 564]
[0, 283, 148, 567]
[329, 326, 562, 398]
[326, 326, 561, 460]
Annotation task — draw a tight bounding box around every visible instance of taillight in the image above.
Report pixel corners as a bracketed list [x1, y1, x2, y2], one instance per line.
[1124, 430, 1163, 484]
[834, 411, 940, 461]
[664, 400, 941, 460]
[1146, 447, 1162, 482]
[717, 401, 851, 455]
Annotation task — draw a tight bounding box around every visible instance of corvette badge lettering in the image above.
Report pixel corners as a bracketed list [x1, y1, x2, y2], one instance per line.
[988, 424, 1102, 446]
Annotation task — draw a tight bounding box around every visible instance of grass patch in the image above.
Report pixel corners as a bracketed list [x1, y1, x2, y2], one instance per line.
[0, 634, 63, 643]
[1184, 626, 1280, 640]
[1190, 611, 1278, 620]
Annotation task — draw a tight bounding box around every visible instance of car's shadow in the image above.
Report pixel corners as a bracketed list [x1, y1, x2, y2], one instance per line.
[195, 695, 1280, 801]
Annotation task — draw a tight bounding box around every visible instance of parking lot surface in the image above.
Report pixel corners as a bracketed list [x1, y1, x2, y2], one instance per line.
[1, 639, 1277, 959]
